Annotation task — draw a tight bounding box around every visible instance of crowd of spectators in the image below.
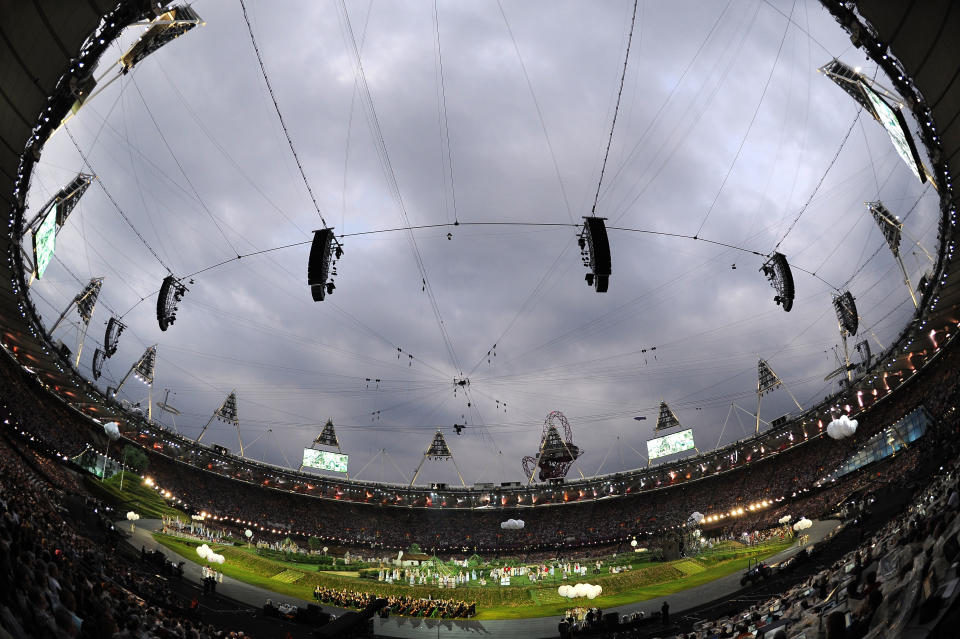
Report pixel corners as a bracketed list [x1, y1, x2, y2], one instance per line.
[0, 417, 254, 638]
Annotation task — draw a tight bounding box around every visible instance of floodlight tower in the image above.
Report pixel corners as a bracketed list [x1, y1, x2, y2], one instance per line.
[410, 430, 466, 487]
[23, 173, 93, 237]
[109, 345, 157, 419]
[49, 277, 103, 367]
[197, 391, 243, 456]
[756, 358, 802, 434]
[832, 291, 859, 384]
[869, 201, 918, 308]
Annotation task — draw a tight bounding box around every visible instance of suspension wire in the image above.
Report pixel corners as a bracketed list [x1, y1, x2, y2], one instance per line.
[237, 0, 335, 235]
[773, 108, 861, 250]
[590, 0, 639, 216]
[694, 0, 796, 238]
[496, 0, 575, 223]
[65, 125, 173, 274]
[433, 0, 459, 224]
[337, 0, 462, 376]
[129, 76, 240, 258]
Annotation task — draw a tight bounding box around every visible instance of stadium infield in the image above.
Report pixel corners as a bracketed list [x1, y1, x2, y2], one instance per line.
[127, 518, 838, 636]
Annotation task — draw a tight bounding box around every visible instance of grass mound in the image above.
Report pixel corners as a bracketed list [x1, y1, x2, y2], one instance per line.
[84, 473, 186, 520]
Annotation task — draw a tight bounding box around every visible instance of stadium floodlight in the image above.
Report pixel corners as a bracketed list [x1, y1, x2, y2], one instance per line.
[111, 346, 158, 418]
[308, 228, 342, 301]
[411, 430, 466, 487]
[133, 346, 157, 386]
[760, 252, 795, 312]
[315, 419, 339, 447]
[756, 358, 802, 434]
[104, 317, 126, 357]
[48, 278, 103, 367]
[156, 274, 188, 331]
[868, 201, 917, 308]
[819, 59, 878, 119]
[299, 419, 349, 476]
[24, 173, 93, 236]
[833, 291, 859, 336]
[578, 217, 611, 292]
[92, 348, 105, 380]
[119, 6, 204, 73]
[655, 401, 682, 432]
[198, 390, 246, 457]
[869, 201, 902, 257]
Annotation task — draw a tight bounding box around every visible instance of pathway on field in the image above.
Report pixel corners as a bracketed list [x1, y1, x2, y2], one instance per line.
[127, 519, 839, 639]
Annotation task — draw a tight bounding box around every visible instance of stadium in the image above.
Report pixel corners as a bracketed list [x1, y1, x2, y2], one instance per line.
[1, 1, 959, 638]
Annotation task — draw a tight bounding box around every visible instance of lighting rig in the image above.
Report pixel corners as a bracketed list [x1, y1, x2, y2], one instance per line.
[869, 201, 918, 308]
[103, 316, 125, 357]
[108, 345, 157, 418]
[197, 391, 243, 457]
[830, 291, 860, 384]
[756, 358, 802, 434]
[760, 252, 795, 312]
[410, 430, 465, 487]
[156, 275, 188, 331]
[578, 217, 611, 292]
[48, 277, 103, 367]
[307, 228, 343, 301]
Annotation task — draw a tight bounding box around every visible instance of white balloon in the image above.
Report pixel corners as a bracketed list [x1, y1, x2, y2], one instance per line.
[793, 517, 813, 531]
[827, 415, 858, 440]
[126, 511, 139, 521]
[103, 421, 121, 441]
[630, 539, 638, 547]
[244, 529, 253, 538]
[779, 515, 792, 524]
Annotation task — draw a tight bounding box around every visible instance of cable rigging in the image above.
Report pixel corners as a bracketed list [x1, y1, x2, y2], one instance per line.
[237, 0, 335, 235]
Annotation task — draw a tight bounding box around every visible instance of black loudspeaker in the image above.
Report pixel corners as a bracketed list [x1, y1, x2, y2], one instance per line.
[308, 228, 336, 301]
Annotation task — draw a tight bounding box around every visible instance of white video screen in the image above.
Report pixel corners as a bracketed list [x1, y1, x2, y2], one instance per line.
[301, 448, 348, 472]
[647, 428, 695, 460]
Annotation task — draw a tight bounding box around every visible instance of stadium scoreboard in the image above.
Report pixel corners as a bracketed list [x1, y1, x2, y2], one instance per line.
[32, 203, 57, 278]
[647, 428, 695, 461]
[301, 448, 348, 473]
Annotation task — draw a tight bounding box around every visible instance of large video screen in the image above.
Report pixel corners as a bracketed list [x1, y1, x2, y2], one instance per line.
[860, 81, 926, 184]
[647, 428, 695, 461]
[301, 448, 348, 473]
[32, 203, 57, 278]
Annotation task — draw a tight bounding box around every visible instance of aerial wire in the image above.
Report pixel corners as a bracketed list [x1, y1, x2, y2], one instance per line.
[589, 0, 639, 216]
[237, 0, 336, 235]
[496, 0, 575, 223]
[694, 0, 796, 239]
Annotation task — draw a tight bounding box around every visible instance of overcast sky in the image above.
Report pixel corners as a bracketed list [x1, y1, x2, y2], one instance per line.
[25, 0, 939, 486]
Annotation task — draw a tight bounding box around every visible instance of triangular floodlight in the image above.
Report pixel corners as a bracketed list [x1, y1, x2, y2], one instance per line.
[819, 59, 878, 119]
[869, 201, 902, 258]
[410, 429, 466, 486]
[75, 278, 103, 326]
[315, 419, 339, 447]
[216, 391, 239, 425]
[133, 346, 157, 386]
[757, 359, 782, 396]
[655, 401, 682, 432]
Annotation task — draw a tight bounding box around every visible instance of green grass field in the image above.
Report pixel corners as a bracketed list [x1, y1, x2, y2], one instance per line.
[84, 473, 187, 520]
[153, 534, 793, 619]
